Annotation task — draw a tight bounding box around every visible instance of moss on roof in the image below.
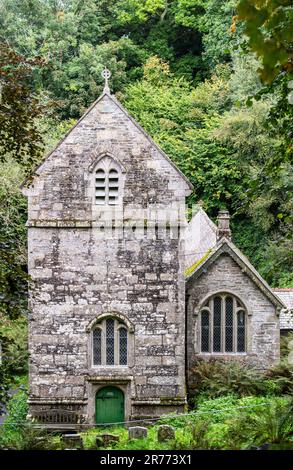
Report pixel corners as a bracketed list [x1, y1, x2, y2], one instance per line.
[184, 248, 212, 278]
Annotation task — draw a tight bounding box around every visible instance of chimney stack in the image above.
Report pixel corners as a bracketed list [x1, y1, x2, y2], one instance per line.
[217, 209, 231, 241]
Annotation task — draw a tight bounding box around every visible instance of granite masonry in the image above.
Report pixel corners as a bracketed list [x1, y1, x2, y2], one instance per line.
[22, 80, 285, 428]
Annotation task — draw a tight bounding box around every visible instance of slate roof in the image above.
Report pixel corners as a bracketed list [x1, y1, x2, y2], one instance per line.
[184, 206, 217, 272]
[185, 207, 285, 311]
[272, 289, 293, 330]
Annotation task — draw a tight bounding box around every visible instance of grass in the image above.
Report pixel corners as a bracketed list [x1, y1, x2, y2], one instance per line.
[1, 369, 292, 450]
[75, 395, 293, 450]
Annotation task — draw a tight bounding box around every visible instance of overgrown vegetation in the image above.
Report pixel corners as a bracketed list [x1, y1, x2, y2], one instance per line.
[1, 389, 292, 450]
[0, 0, 292, 448]
[188, 358, 293, 403]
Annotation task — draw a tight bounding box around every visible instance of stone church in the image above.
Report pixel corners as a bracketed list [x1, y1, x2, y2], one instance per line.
[21, 72, 288, 428]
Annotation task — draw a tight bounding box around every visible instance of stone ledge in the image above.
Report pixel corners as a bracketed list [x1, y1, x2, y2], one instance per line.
[132, 400, 186, 406]
[26, 220, 187, 228]
[28, 399, 88, 405]
[86, 375, 133, 383]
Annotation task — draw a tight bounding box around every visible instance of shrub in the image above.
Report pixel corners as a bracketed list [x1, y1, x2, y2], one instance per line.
[227, 398, 293, 448]
[0, 390, 60, 450]
[204, 423, 230, 449]
[265, 361, 293, 395]
[188, 359, 291, 404]
[157, 411, 197, 428]
[2, 390, 28, 433]
[0, 423, 61, 450]
[188, 359, 264, 402]
[196, 395, 239, 423]
[280, 332, 293, 359]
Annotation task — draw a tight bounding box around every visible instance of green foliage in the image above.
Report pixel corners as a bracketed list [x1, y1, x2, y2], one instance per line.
[198, 0, 240, 68]
[2, 390, 28, 432]
[0, 159, 28, 404]
[76, 395, 292, 450]
[213, 67, 292, 285]
[266, 361, 293, 396]
[0, 366, 10, 413]
[123, 57, 243, 212]
[227, 398, 293, 448]
[0, 5, 291, 444]
[47, 37, 148, 118]
[237, 0, 293, 83]
[0, 424, 60, 450]
[0, 162, 27, 314]
[0, 42, 46, 167]
[0, 390, 62, 450]
[196, 395, 239, 422]
[280, 331, 293, 359]
[0, 316, 28, 380]
[187, 358, 293, 403]
[0, 393, 291, 449]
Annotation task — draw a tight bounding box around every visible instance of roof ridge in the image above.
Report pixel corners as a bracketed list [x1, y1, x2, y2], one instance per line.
[21, 91, 193, 192]
[186, 237, 285, 309]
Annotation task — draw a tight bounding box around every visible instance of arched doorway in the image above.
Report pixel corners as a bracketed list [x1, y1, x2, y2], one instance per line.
[95, 386, 125, 425]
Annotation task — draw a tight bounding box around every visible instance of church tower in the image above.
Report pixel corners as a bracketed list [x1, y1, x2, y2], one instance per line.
[22, 70, 192, 427]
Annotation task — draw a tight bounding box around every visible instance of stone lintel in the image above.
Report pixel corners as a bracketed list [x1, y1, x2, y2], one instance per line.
[86, 375, 133, 383]
[28, 399, 87, 405]
[132, 399, 186, 406]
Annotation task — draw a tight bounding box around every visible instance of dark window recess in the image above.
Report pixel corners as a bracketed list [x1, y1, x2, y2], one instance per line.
[95, 168, 106, 205]
[95, 167, 119, 205]
[108, 169, 119, 205]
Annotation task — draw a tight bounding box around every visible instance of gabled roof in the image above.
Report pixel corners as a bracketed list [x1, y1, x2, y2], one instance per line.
[272, 289, 293, 329]
[272, 289, 293, 310]
[184, 206, 217, 270]
[186, 237, 285, 310]
[21, 91, 193, 191]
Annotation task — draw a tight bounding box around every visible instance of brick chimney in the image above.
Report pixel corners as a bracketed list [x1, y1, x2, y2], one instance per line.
[217, 209, 231, 241]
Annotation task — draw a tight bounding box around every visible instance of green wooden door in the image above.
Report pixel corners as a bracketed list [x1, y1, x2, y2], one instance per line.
[95, 386, 124, 425]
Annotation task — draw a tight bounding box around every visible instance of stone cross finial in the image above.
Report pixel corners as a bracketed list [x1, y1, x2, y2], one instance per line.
[102, 67, 111, 94]
[217, 209, 231, 241]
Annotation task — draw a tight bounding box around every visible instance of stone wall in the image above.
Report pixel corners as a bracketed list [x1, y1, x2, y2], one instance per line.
[24, 93, 191, 423]
[186, 253, 280, 373]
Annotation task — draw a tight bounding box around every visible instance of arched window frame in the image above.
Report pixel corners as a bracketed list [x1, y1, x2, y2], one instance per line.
[92, 155, 123, 206]
[91, 317, 130, 367]
[197, 293, 247, 354]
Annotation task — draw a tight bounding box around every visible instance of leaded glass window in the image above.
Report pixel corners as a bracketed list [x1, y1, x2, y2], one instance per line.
[93, 328, 102, 365]
[225, 297, 234, 352]
[237, 311, 246, 352]
[106, 318, 115, 365]
[213, 296, 222, 352]
[92, 317, 128, 366]
[201, 311, 210, 352]
[119, 327, 128, 365]
[199, 294, 246, 354]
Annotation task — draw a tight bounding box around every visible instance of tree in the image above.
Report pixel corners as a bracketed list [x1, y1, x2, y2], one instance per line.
[237, 0, 293, 83]
[123, 56, 242, 214]
[0, 42, 46, 168]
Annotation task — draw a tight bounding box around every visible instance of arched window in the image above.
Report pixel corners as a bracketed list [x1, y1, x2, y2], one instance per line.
[94, 157, 121, 205]
[92, 317, 128, 366]
[199, 294, 246, 353]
